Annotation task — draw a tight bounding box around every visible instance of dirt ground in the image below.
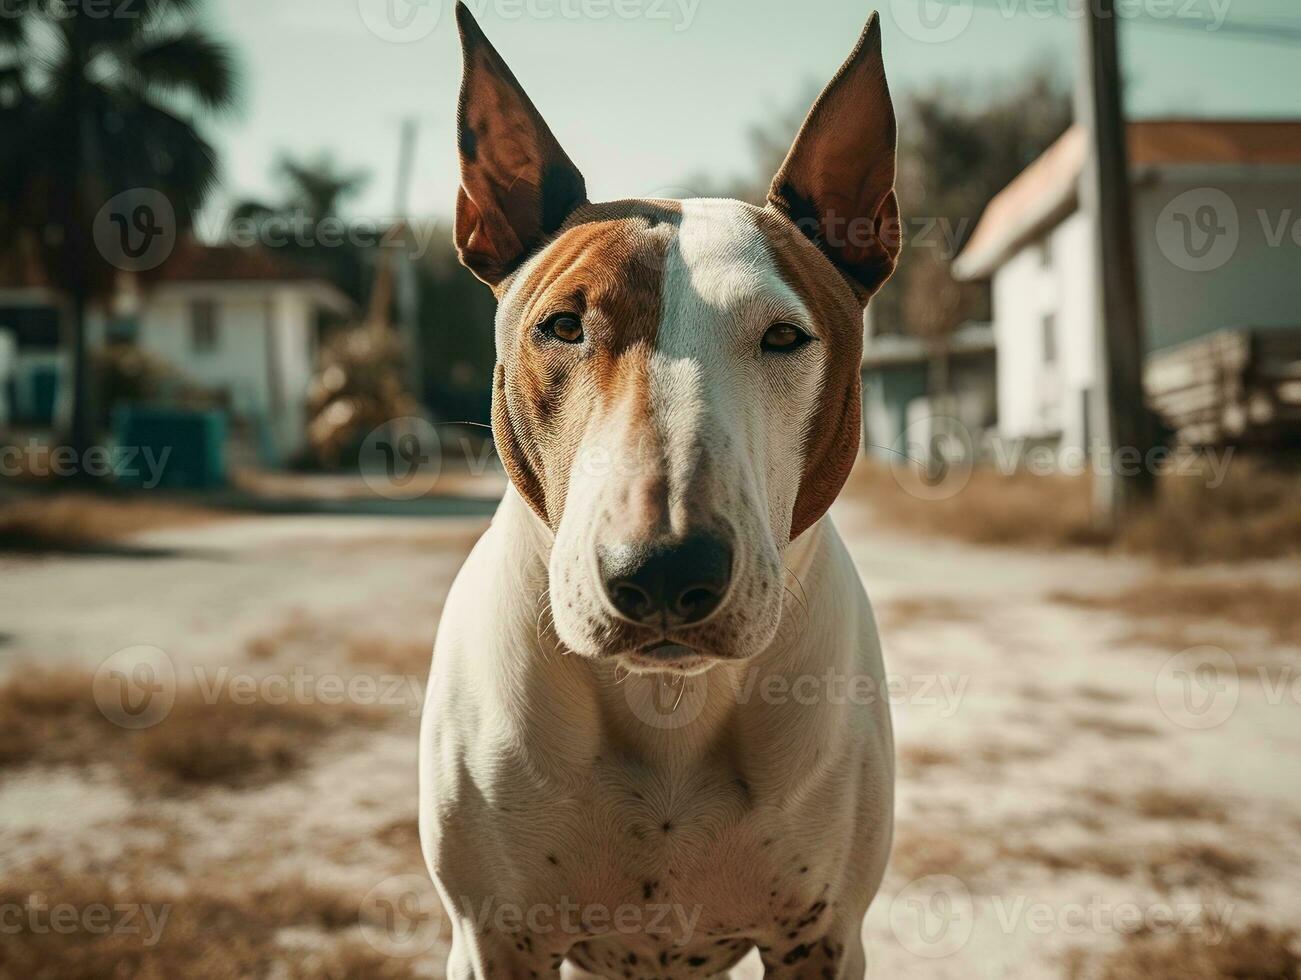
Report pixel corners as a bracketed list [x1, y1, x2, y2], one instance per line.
[1, 478, 1298, 978]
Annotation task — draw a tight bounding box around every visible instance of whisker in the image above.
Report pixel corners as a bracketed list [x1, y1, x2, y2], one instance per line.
[780, 564, 812, 651]
[785, 565, 810, 615]
[672, 675, 687, 712]
[535, 607, 550, 648]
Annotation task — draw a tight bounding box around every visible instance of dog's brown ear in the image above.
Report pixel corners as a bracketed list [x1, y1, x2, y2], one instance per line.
[454, 2, 587, 288]
[767, 13, 900, 302]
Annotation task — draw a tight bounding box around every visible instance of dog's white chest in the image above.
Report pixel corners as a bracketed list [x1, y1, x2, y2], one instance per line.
[501, 750, 840, 921]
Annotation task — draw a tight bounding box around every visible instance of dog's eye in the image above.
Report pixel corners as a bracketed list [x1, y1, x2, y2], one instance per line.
[540, 313, 584, 344]
[761, 322, 811, 352]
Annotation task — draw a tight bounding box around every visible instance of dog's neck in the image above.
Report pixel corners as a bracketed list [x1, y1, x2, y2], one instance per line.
[489, 486, 829, 771]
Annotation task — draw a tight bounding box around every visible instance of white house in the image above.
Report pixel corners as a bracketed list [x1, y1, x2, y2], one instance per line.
[860, 322, 997, 461]
[0, 241, 352, 462]
[953, 119, 1301, 453]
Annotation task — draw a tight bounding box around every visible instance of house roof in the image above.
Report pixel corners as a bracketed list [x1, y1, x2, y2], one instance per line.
[862, 323, 995, 370]
[952, 119, 1301, 281]
[151, 242, 356, 316]
[151, 240, 323, 284]
[0, 239, 348, 301]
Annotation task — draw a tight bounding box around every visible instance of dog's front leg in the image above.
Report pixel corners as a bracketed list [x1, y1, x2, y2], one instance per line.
[445, 914, 567, 980]
[758, 918, 866, 980]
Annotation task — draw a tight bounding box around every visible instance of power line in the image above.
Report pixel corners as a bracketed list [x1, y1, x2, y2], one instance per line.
[939, 0, 1301, 46]
[1134, 16, 1301, 45]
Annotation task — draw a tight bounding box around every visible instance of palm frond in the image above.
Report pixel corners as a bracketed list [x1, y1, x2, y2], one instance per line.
[99, 92, 220, 216]
[122, 27, 237, 111]
[0, 4, 28, 48]
[134, 0, 202, 17]
[276, 155, 368, 222]
[97, 0, 202, 33]
[228, 198, 275, 222]
[0, 63, 26, 98]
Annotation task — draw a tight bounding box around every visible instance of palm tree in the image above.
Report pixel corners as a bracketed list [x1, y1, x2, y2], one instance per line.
[228, 153, 369, 303]
[0, 0, 237, 471]
[277, 154, 368, 225]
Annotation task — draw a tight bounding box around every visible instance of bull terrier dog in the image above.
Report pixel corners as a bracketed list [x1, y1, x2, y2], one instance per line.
[421, 5, 899, 976]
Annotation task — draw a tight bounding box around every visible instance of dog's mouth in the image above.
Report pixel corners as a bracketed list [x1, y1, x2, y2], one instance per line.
[617, 639, 717, 675]
[642, 640, 698, 659]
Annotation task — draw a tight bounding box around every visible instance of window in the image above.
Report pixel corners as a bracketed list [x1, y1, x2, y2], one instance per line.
[190, 300, 218, 353]
[1041, 313, 1057, 366]
[106, 316, 139, 344]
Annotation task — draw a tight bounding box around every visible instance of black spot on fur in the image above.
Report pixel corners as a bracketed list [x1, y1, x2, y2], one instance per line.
[458, 124, 478, 161]
[783, 942, 814, 964]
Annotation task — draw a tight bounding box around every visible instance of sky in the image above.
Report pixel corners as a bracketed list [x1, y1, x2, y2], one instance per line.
[200, 0, 1301, 226]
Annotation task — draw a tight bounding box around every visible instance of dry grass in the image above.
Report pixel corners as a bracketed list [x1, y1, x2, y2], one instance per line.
[0, 494, 227, 554]
[898, 740, 1051, 778]
[974, 742, 1054, 766]
[347, 636, 432, 677]
[375, 816, 423, 863]
[0, 666, 385, 788]
[846, 462, 1104, 549]
[889, 826, 997, 883]
[1002, 839, 1257, 893]
[1070, 713, 1162, 739]
[1074, 685, 1130, 705]
[1118, 458, 1301, 565]
[245, 615, 432, 680]
[1132, 789, 1229, 823]
[847, 457, 1301, 565]
[1083, 787, 1229, 824]
[1053, 579, 1301, 647]
[878, 596, 984, 631]
[0, 867, 433, 980]
[898, 743, 959, 778]
[1067, 922, 1300, 980]
[242, 610, 334, 660]
[0, 668, 99, 768]
[132, 694, 383, 787]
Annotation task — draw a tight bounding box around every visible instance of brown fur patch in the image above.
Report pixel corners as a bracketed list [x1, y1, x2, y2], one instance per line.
[493, 201, 682, 526]
[756, 207, 865, 539]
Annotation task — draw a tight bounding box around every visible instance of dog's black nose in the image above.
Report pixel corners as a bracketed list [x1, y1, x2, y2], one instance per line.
[598, 534, 733, 626]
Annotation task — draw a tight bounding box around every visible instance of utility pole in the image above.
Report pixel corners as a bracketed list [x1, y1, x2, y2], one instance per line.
[1075, 0, 1154, 528]
[366, 118, 418, 338]
[392, 118, 423, 400]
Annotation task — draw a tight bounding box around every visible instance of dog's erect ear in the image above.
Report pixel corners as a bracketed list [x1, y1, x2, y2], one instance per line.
[767, 13, 900, 302]
[454, 3, 587, 288]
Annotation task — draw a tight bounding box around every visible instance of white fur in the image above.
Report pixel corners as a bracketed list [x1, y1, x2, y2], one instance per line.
[419, 200, 894, 979]
[548, 200, 826, 672]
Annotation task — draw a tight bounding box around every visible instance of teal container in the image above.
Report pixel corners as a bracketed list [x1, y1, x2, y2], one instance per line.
[29, 365, 59, 424]
[112, 406, 228, 489]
